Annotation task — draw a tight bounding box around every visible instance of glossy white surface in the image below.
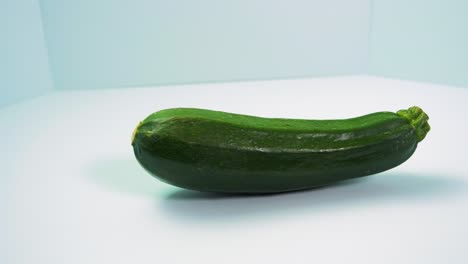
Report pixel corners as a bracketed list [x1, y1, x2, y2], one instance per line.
[3, 76, 468, 264]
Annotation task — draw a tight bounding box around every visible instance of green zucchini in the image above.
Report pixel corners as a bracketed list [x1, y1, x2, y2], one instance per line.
[132, 106, 430, 193]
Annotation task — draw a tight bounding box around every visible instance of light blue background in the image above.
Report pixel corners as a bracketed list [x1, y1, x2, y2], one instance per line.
[39, 0, 370, 90]
[1, 0, 53, 107]
[370, 0, 468, 88]
[2, 0, 468, 107]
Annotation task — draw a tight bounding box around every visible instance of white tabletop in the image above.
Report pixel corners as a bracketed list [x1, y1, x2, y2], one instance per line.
[2, 76, 468, 264]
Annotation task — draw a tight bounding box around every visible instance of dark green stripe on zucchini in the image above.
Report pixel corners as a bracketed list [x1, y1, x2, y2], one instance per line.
[132, 106, 430, 193]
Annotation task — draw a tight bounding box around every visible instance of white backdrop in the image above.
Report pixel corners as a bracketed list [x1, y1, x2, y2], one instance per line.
[2, 1, 468, 102]
[370, 0, 468, 88]
[3, 76, 468, 263]
[1, 0, 52, 107]
[39, 0, 370, 90]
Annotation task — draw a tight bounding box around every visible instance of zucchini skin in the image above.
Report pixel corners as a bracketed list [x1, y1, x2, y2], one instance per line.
[132, 107, 430, 193]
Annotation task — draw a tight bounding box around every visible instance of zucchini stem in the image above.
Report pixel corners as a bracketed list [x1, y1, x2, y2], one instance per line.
[397, 106, 430, 142]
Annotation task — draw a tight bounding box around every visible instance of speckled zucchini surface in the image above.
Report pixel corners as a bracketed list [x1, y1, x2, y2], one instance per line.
[132, 106, 430, 193]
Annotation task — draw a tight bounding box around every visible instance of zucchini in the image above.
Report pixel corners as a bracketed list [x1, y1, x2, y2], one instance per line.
[132, 106, 430, 193]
